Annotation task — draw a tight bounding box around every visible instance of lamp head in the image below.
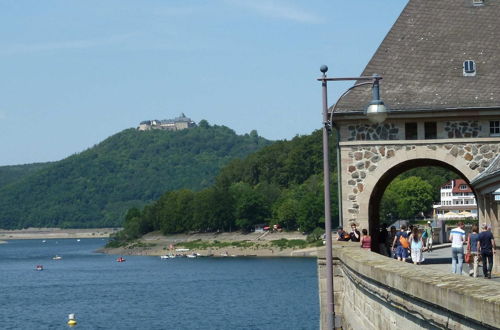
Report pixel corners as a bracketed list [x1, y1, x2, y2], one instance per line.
[365, 74, 387, 124]
[320, 65, 328, 73]
[365, 101, 387, 124]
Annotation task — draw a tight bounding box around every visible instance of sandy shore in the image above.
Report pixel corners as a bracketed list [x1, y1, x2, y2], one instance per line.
[0, 228, 120, 240]
[101, 231, 321, 258]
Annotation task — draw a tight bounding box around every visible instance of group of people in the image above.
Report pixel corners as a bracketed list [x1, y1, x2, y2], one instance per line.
[336, 223, 371, 249]
[337, 220, 496, 279]
[389, 223, 431, 265]
[449, 222, 496, 279]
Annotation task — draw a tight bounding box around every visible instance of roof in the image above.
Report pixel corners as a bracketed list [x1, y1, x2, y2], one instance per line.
[335, 0, 500, 113]
[470, 154, 500, 185]
[451, 179, 473, 193]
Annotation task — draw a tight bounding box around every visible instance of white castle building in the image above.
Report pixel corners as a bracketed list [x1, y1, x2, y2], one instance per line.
[433, 179, 478, 220]
[137, 113, 196, 131]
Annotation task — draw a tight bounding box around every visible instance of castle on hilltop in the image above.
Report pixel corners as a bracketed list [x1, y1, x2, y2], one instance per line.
[137, 113, 197, 131]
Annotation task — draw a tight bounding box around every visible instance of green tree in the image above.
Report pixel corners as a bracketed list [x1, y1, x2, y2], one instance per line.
[387, 176, 434, 220]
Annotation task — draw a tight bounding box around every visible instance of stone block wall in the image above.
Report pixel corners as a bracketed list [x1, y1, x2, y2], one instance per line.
[318, 243, 500, 330]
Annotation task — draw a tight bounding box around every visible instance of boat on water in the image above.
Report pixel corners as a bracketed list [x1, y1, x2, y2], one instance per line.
[160, 255, 176, 259]
[116, 257, 126, 262]
[186, 253, 201, 258]
[35, 265, 43, 271]
[52, 255, 62, 260]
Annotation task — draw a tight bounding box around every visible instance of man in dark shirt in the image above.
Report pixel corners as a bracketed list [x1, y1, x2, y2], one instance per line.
[349, 223, 361, 242]
[477, 224, 496, 279]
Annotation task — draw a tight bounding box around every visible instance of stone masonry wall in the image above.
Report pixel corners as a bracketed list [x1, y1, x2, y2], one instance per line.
[344, 143, 499, 223]
[317, 243, 500, 330]
[347, 123, 399, 141]
[444, 120, 481, 138]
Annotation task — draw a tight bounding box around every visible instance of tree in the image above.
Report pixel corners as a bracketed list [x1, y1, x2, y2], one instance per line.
[384, 176, 434, 220]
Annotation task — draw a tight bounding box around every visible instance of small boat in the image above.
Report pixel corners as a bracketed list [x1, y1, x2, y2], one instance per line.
[186, 253, 201, 258]
[42, 240, 46, 243]
[52, 255, 62, 260]
[160, 254, 176, 259]
[76, 239, 81, 242]
[116, 257, 126, 262]
[35, 265, 43, 271]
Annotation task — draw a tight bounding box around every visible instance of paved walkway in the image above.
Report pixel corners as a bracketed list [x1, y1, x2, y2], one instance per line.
[404, 244, 499, 282]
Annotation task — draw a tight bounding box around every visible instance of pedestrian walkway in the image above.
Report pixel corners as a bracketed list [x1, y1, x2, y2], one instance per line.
[417, 245, 499, 282]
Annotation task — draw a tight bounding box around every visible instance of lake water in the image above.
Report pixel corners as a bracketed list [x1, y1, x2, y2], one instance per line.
[0, 239, 319, 329]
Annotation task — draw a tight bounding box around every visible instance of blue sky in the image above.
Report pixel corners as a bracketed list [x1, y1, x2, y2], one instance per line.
[0, 0, 408, 166]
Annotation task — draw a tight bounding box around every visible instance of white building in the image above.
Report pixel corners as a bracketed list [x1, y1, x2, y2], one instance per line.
[137, 113, 196, 131]
[433, 179, 478, 220]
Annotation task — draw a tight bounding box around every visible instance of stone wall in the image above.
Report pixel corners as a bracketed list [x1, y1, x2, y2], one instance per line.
[318, 242, 500, 330]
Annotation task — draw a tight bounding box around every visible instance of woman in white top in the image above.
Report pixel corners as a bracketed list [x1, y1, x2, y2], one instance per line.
[449, 222, 466, 275]
[409, 227, 424, 265]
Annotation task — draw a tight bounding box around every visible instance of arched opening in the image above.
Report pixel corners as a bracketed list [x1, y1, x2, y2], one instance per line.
[367, 158, 479, 252]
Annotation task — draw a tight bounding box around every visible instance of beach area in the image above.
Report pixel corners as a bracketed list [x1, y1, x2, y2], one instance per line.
[101, 230, 321, 258]
[0, 228, 321, 257]
[0, 227, 119, 241]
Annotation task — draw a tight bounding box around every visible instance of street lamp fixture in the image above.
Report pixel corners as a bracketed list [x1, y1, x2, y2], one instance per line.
[318, 65, 387, 329]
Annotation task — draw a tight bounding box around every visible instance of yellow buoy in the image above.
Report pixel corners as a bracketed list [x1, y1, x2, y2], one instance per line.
[68, 313, 77, 326]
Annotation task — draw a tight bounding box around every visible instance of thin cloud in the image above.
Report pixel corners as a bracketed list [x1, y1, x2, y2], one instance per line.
[227, 0, 324, 24]
[0, 33, 135, 55]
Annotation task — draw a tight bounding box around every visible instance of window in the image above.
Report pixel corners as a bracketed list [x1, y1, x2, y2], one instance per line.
[405, 122, 418, 140]
[424, 122, 437, 139]
[473, 0, 484, 6]
[490, 121, 500, 136]
[463, 60, 476, 76]
[460, 184, 467, 190]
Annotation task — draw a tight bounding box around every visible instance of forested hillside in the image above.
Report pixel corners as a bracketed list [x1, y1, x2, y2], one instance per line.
[116, 130, 460, 241]
[0, 121, 271, 229]
[0, 162, 53, 188]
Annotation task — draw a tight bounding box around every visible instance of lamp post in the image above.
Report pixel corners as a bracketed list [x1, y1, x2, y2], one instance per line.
[318, 65, 387, 329]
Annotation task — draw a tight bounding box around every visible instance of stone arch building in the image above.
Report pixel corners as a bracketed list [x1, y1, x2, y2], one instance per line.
[331, 0, 500, 270]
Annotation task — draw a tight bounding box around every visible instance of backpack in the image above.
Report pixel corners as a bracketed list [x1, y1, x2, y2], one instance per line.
[399, 234, 410, 248]
[422, 230, 428, 239]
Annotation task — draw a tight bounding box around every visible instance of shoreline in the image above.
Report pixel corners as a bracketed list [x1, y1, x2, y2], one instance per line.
[100, 231, 321, 258]
[0, 227, 120, 240]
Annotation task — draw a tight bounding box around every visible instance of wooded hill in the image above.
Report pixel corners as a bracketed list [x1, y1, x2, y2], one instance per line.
[0, 121, 271, 229]
[115, 129, 459, 241]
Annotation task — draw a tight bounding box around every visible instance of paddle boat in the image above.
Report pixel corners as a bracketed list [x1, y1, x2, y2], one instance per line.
[35, 265, 43, 271]
[116, 257, 126, 262]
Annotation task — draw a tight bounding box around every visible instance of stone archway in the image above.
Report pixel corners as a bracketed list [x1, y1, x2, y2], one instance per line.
[339, 141, 492, 230]
[366, 158, 478, 251]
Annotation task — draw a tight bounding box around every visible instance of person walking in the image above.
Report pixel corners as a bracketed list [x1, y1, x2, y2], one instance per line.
[477, 224, 496, 279]
[387, 226, 397, 258]
[379, 224, 388, 256]
[449, 222, 466, 275]
[409, 227, 424, 265]
[423, 221, 434, 252]
[392, 225, 409, 262]
[466, 224, 480, 277]
[360, 229, 371, 250]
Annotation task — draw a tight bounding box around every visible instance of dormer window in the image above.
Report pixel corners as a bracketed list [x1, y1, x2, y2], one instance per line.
[463, 60, 476, 76]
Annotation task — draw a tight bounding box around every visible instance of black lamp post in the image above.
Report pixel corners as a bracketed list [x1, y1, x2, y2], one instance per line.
[318, 65, 387, 329]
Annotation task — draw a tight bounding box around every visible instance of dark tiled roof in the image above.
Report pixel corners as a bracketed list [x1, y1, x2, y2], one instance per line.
[335, 0, 500, 113]
[470, 154, 500, 185]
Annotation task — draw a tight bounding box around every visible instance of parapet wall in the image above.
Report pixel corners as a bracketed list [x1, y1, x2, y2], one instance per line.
[317, 242, 500, 329]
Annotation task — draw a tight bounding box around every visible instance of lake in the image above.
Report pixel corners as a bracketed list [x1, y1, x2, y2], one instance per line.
[0, 239, 319, 329]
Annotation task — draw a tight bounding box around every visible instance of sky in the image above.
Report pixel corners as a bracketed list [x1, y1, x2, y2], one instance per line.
[0, 0, 408, 166]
